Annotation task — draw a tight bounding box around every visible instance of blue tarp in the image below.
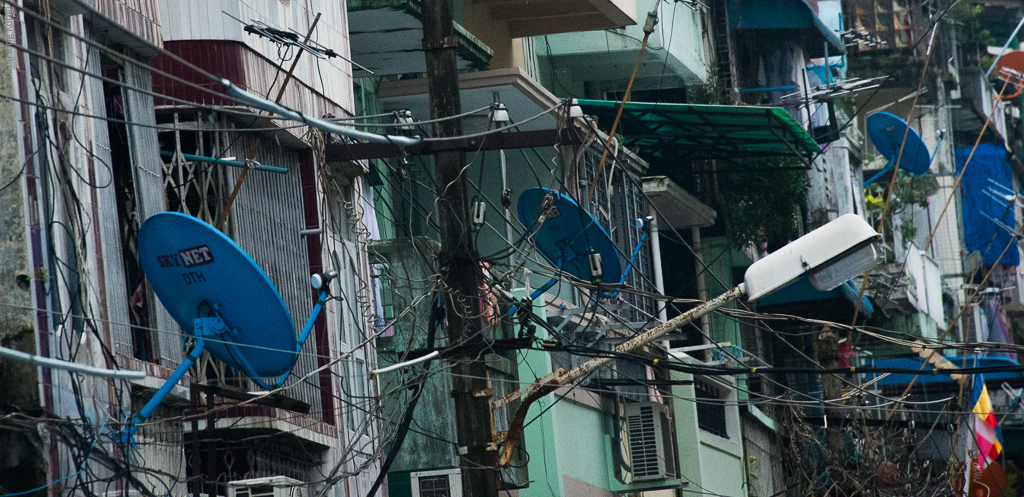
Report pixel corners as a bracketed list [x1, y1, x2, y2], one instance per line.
[867, 356, 1024, 386]
[956, 143, 1019, 266]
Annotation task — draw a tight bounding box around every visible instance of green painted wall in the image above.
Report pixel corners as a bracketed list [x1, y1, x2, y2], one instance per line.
[670, 363, 748, 497]
[703, 236, 753, 352]
[535, 0, 707, 97]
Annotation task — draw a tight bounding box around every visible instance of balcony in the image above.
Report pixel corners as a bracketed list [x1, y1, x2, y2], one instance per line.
[537, 0, 707, 94]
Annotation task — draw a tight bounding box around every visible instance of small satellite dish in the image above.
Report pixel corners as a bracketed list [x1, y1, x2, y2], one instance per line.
[123, 212, 335, 440]
[996, 51, 1024, 99]
[138, 212, 297, 377]
[865, 112, 931, 186]
[517, 187, 623, 286]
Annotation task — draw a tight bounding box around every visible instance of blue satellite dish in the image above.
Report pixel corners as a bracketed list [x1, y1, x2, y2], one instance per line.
[123, 212, 334, 441]
[517, 187, 623, 286]
[138, 212, 297, 377]
[866, 112, 931, 177]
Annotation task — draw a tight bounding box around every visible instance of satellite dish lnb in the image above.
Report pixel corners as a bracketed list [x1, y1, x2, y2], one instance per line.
[123, 212, 334, 440]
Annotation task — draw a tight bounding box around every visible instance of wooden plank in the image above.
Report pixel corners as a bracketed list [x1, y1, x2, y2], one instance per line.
[323, 127, 583, 162]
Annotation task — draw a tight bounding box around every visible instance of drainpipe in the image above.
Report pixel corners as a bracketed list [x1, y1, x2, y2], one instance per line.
[648, 207, 667, 323]
[692, 226, 711, 353]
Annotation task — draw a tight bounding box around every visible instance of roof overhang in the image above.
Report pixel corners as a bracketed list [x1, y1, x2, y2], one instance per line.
[475, 0, 637, 38]
[728, 0, 846, 57]
[377, 68, 561, 131]
[641, 176, 716, 229]
[576, 99, 821, 163]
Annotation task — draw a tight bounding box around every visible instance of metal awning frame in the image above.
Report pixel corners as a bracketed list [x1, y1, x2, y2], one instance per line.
[576, 99, 821, 168]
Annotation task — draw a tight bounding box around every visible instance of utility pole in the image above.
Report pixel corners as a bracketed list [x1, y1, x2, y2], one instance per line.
[421, 0, 499, 494]
[815, 329, 845, 462]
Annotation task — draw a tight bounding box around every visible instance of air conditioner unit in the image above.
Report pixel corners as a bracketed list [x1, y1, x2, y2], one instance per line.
[410, 468, 462, 497]
[227, 476, 306, 497]
[622, 402, 676, 482]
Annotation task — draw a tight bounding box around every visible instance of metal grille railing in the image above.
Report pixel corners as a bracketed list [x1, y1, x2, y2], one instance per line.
[157, 118, 325, 419]
[578, 143, 657, 323]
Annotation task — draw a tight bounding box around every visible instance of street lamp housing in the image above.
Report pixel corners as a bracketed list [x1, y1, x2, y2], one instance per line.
[743, 214, 882, 301]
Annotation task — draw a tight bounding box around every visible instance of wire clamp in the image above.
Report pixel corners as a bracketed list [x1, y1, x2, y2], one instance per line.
[423, 35, 460, 50]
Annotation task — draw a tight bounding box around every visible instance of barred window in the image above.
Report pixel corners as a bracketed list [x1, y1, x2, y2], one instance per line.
[695, 381, 728, 438]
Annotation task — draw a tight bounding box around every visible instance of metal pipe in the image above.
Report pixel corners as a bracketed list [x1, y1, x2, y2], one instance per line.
[159, 151, 288, 174]
[370, 351, 440, 378]
[222, 79, 422, 146]
[692, 226, 711, 348]
[493, 284, 745, 411]
[648, 208, 668, 322]
[122, 339, 206, 440]
[496, 285, 745, 467]
[0, 345, 146, 379]
[738, 85, 796, 93]
[985, 15, 1024, 79]
[275, 289, 329, 386]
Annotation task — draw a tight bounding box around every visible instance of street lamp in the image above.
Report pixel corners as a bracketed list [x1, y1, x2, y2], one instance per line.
[494, 213, 883, 467]
[743, 213, 884, 300]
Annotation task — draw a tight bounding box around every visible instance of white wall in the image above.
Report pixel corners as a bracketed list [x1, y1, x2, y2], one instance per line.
[159, 0, 353, 112]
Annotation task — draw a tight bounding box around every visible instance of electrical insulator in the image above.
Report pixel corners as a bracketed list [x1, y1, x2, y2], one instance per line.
[588, 248, 603, 283]
[568, 99, 584, 118]
[472, 197, 487, 232]
[395, 109, 415, 130]
[643, 10, 658, 35]
[492, 103, 510, 124]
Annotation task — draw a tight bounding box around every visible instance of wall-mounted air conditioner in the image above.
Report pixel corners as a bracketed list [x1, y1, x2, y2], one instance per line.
[410, 468, 462, 497]
[622, 402, 676, 482]
[227, 476, 306, 497]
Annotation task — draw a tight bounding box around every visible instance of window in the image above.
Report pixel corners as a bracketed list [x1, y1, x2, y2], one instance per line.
[157, 113, 229, 224]
[417, 475, 451, 497]
[411, 469, 461, 497]
[695, 381, 728, 438]
[345, 358, 367, 434]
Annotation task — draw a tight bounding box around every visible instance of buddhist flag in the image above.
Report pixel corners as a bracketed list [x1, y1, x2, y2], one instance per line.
[972, 374, 1003, 470]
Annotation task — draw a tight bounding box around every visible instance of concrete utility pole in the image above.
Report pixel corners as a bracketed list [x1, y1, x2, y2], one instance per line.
[421, 0, 499, 494]
[814, 329, 845, 460]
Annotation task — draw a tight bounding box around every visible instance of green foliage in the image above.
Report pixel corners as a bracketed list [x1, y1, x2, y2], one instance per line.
[687, 75, 730, 105]
[864, 173, 939, 249]
[950, 3, 997, 66]
[718, 157, 808, 250]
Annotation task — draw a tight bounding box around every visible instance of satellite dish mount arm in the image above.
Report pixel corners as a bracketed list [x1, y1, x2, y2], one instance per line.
[122, 338, 206, 441]
[601, 217, 653, 298]
[863, 160, 893, 188]
[273, 270, 338, 386]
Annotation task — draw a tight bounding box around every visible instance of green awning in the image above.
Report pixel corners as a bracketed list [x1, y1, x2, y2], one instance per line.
[577, 99, 821, 162]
